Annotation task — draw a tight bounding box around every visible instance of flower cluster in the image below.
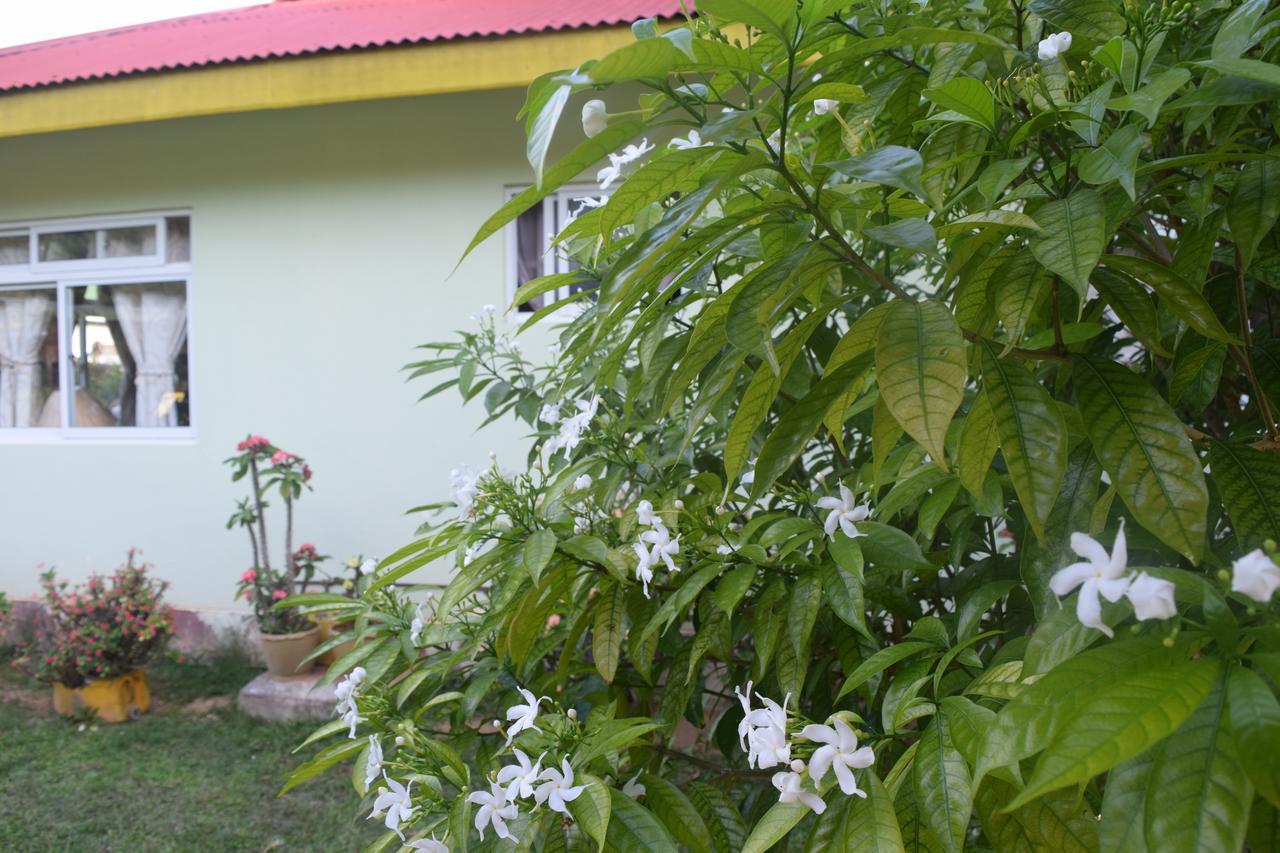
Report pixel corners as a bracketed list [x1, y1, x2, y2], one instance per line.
[596, 140, 655, 190]
[334, 665, 367, 738]
[541, 395, 601, 457]
[449, 466, 479, 517]
[1050, 520, 1178, 636]
[33, 551, 174, 687]
[631, 499, 681, 598]
[736, 683, 875, 815]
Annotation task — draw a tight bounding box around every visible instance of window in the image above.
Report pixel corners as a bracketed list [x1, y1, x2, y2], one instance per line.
[505, 185, 605, 312]
[0, 212, 193, 441]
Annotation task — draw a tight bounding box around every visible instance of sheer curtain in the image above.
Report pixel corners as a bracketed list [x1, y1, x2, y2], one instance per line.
[112, 284, 187, 428]
[0, 290, 54, 427]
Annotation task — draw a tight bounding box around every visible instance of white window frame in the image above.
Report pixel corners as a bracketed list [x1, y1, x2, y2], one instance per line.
[504, 183, 605, 311]
[0, 209, 196, 445]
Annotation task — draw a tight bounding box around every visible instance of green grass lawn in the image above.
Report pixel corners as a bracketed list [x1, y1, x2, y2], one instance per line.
[0, 648, 377, 851]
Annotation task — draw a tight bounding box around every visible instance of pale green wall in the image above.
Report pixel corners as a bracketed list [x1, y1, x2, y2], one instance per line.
[0, 89, 558, 610]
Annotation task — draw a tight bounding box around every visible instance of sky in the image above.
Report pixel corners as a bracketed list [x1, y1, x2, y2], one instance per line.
[0, 0, 256, 49]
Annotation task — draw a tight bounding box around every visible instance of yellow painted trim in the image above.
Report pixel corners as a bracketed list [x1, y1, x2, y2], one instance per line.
[0, 26, 637, 139]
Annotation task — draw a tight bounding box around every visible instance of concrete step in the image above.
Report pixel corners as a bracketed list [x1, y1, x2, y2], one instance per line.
[237, 669, 335, 723]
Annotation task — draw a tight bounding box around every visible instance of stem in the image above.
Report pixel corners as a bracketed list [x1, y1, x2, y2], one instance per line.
[285, 494, 295, 595]
[1051, 277, 1065, 350]
[1233, 246, 1280, 441]
[246, 526, 260, 571]
[249, 459, 270, 572]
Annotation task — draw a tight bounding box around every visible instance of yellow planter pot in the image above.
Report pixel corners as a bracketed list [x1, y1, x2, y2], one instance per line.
[52, 670, 151, 723]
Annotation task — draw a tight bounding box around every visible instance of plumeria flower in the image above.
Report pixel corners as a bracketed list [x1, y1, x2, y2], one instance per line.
[370, 774, 417, 839]
[1049, 520, 1131, 637]
[534, 759, 586, 814]
[813, 98, 839, 115]
[496, 749, 543, 800]
[406, 836, 448, 851]
[364, 735, 384, 790]
[640, 525, 681, 573]
[467, 782, 519, 841]
[798, 719, 875, 797]
[582, 99, 608, 138]
[505, 686, 548, 744]
[622, 774, 646, 798]
[573, 474, 594, 491]
[1037, 31, 1072, 61]
[817, 485, 871, 539]
[669, 130, 709, 149]
[632, 543, 656, 598]
[1232, 550, 1280, 603]
[1125, 572, 1178, 621]
[772, 770, 826, 814]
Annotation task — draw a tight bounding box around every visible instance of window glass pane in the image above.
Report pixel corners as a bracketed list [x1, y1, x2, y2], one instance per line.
[165, 216, 191, 262]
[0, 287, 60, 428]
[514, 204, 545, 311]
[67, 281, 190, 428]
[103, 225, 157, 258]
[0, 234, 29, 265]
[38, 230, 97, 262]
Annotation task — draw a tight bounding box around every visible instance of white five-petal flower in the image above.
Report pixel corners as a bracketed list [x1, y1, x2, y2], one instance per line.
[740, 689, 792, 769]
[467, 782, 519, 841]
[813, 98, 839, 115]
[495, 748, 543, 800]
[358, 558, 378, 576]
[538, 403, 562, 425]
[669, 129, 709, 149]
[772, 770, 826, 814]
[1049, 520, 1131, 637]
[817, 484, 871, 539]
[1232, 549, 1280, 603]
[573, 473, 594, 491]
[798, 719, 874, 797]
[632, 542, 656, 598]
[504, 686, 548, 744]
[334, 666, 368, 738]
[406, 836, 449, 851]
[534, 759, 587, 814]
[370, 774, 417, 839]
[622, 773, 647, 798]
[364, 735, 383, 790]
[1125, 571, 1178, 621]
[640, 525, 681, 573]
[1037, 31, 1072, 61]
[582, 99, 608, 138]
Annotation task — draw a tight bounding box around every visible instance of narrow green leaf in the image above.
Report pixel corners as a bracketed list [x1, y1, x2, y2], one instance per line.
[978, 777, 1100, 853]
[827, 146, 926, 198]
[1096, 254, 1239, 344]
[606, 789, 679, 852]
[567, 774, 612, 852]
[592, 581, 625, 684]
[1227, 157, 1280, 270]
[523, 528, 557, 585]
[1208, 440, 1280, 550]
[1029, 0, 1125, 41]
[844, 770, 906, 852]
[1107, 68, 1191, 126]
[640, 774, 714, 853]
[1099, 749, 1155, 852]
[912, 711, 973, 853]
[1030, 189, 1106, 299]
[1227, 667, 1280, 807]
[1078, 124, 1144, 199]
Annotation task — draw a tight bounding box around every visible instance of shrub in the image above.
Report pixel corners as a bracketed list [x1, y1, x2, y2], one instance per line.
[289, 1, 1280, 850]
[32, 551, 174, 688]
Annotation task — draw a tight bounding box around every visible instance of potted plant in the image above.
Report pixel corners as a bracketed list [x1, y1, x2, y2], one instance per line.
[226, 434, 325, 677]
[33, 550, 173, 723]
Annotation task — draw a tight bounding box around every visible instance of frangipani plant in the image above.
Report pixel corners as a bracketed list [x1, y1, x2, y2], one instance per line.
[287, 1, 1280, 850]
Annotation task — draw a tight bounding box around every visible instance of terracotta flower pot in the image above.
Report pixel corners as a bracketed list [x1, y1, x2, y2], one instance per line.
[258, 625, 321, 677]
[53, 670, 151, 723]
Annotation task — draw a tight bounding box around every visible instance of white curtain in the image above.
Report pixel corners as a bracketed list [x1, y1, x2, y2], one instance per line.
[112, 284, 187, 428]
[0, 291, 54, 428]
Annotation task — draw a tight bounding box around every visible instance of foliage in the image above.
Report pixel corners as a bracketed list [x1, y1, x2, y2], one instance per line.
[292, 1, 1280, 850]
[29, 551, 174, 688]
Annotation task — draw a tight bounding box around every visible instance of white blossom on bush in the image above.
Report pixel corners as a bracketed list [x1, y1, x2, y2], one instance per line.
[573, 473, 594, 491]
[1125, 572, 1178, 621]
[466, 782, 519, 841]
[813, 98, 839, 115]
[623, 774, 646, 798]
[1232, 549, 1280, 602]
[496, 748, 543, 800]
[449, 466, 479, 517]
[736, 683, 792, 769]
[669, 129, 710, 149]
[370, 774, 417, 839]
[798, 718, 874, 797]
[364, 735, 383, 790]
[504, 686, 548, 744]
[773, 769, 827, 814]
[406, 836, 449, 851]
[640, 524, 681, 573]
[358, 558, 378, 575]
[596, 140, 655, 189]
[1050, 521, 1132, 636]
[632, 542, 656, 598]
[817, 485, 870, 539]
[545, 395, 601, 457]
[534, 758, 586, 814]
[334, 666, 367, 738]
[1037, 31, 1072, 61]
[581, 99, 608, 138]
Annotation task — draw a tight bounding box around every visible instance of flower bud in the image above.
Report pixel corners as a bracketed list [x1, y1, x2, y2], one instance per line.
[674, 499, 684, 510]
[395, 736, 406, 746]
[567, 708, 578, 720]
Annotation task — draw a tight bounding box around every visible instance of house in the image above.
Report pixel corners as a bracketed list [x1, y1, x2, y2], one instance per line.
[0, 0, 679, 636]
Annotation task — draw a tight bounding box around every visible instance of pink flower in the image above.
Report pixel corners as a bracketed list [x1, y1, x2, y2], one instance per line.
[271, 450, 299, 465]
[545, 614, 562, 629]
[272, 589, 287, 601]
[241, 568, 257, 583]
[237, 434, 270, 452]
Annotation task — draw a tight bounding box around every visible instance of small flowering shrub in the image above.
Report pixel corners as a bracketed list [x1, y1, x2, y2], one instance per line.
[32, 551, 174, 688]
[289, 1, 1280, 850]
[226, 434, 323, 634]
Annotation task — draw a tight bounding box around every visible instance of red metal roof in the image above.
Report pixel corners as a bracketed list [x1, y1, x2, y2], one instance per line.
[0, 0, 685, 93]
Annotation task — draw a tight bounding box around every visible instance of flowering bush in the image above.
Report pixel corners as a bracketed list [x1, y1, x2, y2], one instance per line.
[226, 434, 323, 634]
[31, 551, 173, 688]
[288, 2, 1280, 850]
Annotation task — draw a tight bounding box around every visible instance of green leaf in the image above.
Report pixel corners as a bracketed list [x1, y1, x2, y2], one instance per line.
[858, 521, 929, 572]
[978, 777, 1100, 853]
[279, 738, 365, 794]
[1196, 58, 1280, 89]
[698, 0, 795, 41]
[1096, 254, 1239, 344]
[981, 344, 1068, 539]
[592, 581, 625, 684]
[822, 554, 869, 638]
[1227, 157, 1280, 270]
[1207, 440, 1280, 549]
[875, 300, 967, 471]
[1212, 0, 1268, 61]
[912, 712, 973, 853]
[526, 81, 571, 188]
[606, 789, 679, 852]
[599, 147, 717, 237]
[1030, 189, 1106, 299]
[742, 800, 810, 853]
[1227, 667, 1280, 807]
[523, 528, 557, 585]
[864, 219, 938, 254]
[923, 76, 995, 131]
[1009, 659, 1219, 808]
[788, 572, 822, 662]
[1019, 442, 1103, 619]
[640, 774, 713, 853]
[1099, 749, 1155, 852]
[1143, 676, 1252, 852]
[956, 392, 997, 499]
[576, 720, 664, 768]
[567, 774, 612, 852]
[1107, 68, 1191, 126]
[1029, 0, 1125, 42]
[837, 641, 936, 699]
[843, 770, 906, 852]
[1090, 268, 1168, 357]
[1072, 355, 1208, 562]
[828, 146, 926, 198]
[588, 36, 691, 84]
[1078, 124, 1144, 199]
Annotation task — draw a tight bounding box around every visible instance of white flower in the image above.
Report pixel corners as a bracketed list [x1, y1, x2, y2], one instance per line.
[449, 466, 479, 517]
[798, 719, 874, 797]
[669, 130, 709, 149]
[335, 666, 368, 738]
[596, 140, 655, 189]
[817, 485, 870, 539]
[739, 688, 791, 769]
[1231, 549, 1280, 603]
[573, 474, 594, 491]
[640, 525, 681, 573]
[505, 686, 548, 744]
[1037, 31, 1072, 61]
[622, 774, 646, 798]
[1049, 520, 1131, 637]
[406, 836, 449, 851]
[534, 759, 586, 814]
[582, 99, 608, 138]
[463, 540, 489, 567]
[370, 774, 417, 839]
[772, 771, 826, 814]
[597, 160, 623, 190]
[495, 748, 543, 800]
[716, 543, 740, 555]
[1125, 571, 1178, 621]
[813, 98, 839, 115]
[575, 195, 608, 211]
[358, 558, 378, 576]
[409, 606, 426, 646]
[616, 139, 655, 165]
[545, 395, 601, 457]
[481, 304, 497, 317]
[467, 782, 519, 841]
[364, 735, 384, 790]
[632, 542, 656, 598]
[539, 403, 562, 425]
[636, 499, 661, 528]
